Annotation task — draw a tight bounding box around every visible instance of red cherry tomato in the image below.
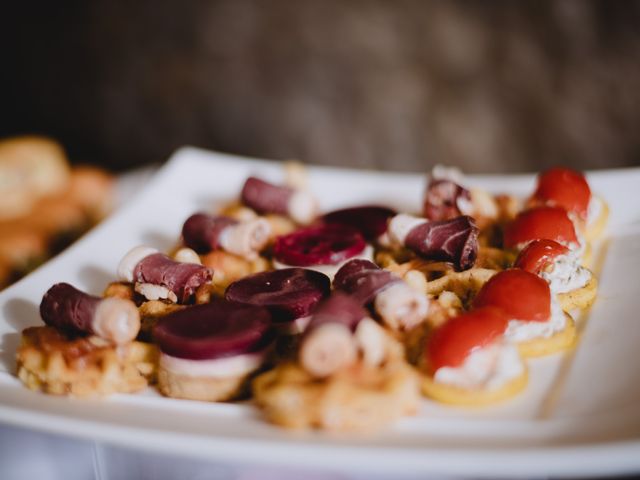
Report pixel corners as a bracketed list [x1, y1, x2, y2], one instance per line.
[426, 306, 510, 372]
[514, 239, 570, 274]
[503, 206, 578, 249]
[474, 269, 551, 322]
[533, 167, 591, 219]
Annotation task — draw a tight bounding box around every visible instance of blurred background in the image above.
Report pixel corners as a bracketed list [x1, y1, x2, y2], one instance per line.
[2, 0, 640, 173]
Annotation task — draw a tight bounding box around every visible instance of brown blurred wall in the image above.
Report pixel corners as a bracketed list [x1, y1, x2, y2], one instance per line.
[2, 0, 640, 172]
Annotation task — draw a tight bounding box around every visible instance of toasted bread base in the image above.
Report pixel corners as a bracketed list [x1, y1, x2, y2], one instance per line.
[253, 361, 420, 431]
[157, 365, 250, 402]
[558, 274, 598, 311]
[422, 367, 528, 406]
[516, 313, 577, 358]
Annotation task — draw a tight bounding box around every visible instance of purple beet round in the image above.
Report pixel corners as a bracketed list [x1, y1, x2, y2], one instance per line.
[225, 268, 330, 323]
[273, 224, 366, 267]
[153, 299, 273, 360]
[322, 205, 396, 240]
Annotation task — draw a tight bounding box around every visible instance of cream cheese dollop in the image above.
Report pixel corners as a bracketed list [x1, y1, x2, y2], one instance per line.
[504, 297, 566, 343]
[540, 252, 591, 294]
[434, 341, 524, 391]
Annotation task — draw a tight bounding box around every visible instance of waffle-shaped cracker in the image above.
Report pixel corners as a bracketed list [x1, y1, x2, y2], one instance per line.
[17, 326, 157, 397]
[422, 367, 528, 406]
[516, 313, 577, 358]
[253, 360, 420, 431]
[557, 274, 598, 312]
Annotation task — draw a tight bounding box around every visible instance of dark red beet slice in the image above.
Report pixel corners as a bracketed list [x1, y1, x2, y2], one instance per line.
[322, 206, 396, 241]
[273, 224, 366, 267]
[40, 283, 100, 334]
[305, 292, 368, 333]
[333, 259, 399, 305]
[241, 176, 292, 215]
[225, 268, 330, 323]
[405, 215, 479, 271]
[153, 299, 273, 360]
[181, 213, 237, 253]
[133, 253, 212, 303]
[423, 179, 471, 221]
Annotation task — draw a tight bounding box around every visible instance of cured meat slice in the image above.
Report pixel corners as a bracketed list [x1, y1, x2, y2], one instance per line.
[40, 283, 140, 344]
[388, 214, 479, 271]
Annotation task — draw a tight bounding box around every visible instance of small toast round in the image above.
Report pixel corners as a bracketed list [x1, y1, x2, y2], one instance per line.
[421, 367, 528, 407]
[17, 326, 157, 397]
[585, 196, 609, 242]
[253, 360, 420, 431]
[516, 313, 577, 358]
[157, 365, 248, 402]
[557, 274, 598, 312]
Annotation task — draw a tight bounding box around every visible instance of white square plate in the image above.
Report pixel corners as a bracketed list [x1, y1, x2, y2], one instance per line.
[1, 147, 639, 478]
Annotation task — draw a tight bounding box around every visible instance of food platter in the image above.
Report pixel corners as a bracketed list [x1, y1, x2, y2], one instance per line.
[0, 147, 639, 477]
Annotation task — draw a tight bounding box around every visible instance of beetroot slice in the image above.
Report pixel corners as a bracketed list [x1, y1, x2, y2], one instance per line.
[153, 299, 273, 360]
[225, 268, 330, 323]
[273, 224, 366, 267]
[322, 205, 396, 240]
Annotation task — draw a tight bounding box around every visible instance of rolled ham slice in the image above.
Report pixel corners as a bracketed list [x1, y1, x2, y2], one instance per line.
[181, 212, 270, 259]
[334, 259, 429, 330]
[299, 292, 367, 377]
[40, 283, 140, 345]
[117, 246, 212, 304]
[388, 214, 479, 271]
[423, 179, 473, 221]
[240, 176, 318, 225]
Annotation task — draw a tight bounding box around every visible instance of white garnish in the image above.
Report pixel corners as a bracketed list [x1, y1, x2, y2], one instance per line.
[135, 282, 178, 303]
[374, 282, 429, 330]
[354, 318, 386, 367]
[160, 351, 265, 378]
[92, 297, 140, 345]
[218, 218, 271, 260]
[388, 214, 428, 245]
[173, 247, 201, 265]
[117, 245, 158, 282]
[287, 190, 318, 225]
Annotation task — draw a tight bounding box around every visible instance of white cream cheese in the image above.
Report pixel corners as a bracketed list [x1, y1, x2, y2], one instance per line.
[540, 253, 591, 294]
[434, 341, 524, 391]
[388, 214, 428, 245]
[504, 297, 566, 342]
[273, 244, 374, 281]
[160, 351, 265, 378]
